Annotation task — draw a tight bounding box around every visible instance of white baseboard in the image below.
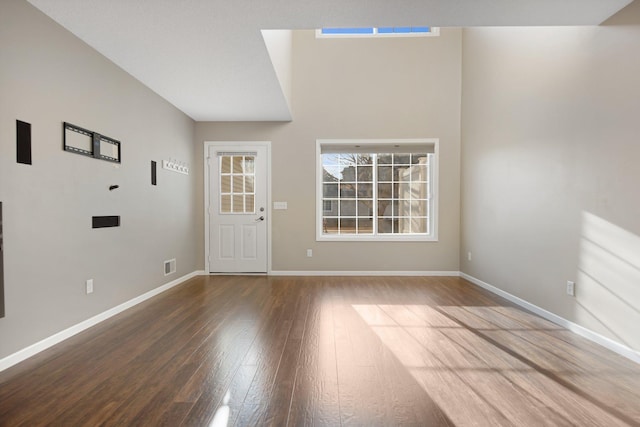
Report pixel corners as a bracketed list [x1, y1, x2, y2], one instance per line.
[460, 272, 640, 364]
[0, 270, 204, 373]
[269, 270, 460, 277]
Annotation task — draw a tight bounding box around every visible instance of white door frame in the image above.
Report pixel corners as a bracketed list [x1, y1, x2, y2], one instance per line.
[204, 141, 272, 274]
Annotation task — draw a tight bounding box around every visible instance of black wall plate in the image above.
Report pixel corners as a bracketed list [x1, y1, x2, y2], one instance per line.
[92, 216, 120, 228]
[17, 120, 32, 165]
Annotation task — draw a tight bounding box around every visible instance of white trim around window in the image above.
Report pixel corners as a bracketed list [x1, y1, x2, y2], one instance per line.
[316, 139, 439, 242]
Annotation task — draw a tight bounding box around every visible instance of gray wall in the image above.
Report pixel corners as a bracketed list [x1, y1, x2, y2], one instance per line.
[195, 29, 462, 272]
[0, 0, 198, 359]
[461, 20, 640, 352]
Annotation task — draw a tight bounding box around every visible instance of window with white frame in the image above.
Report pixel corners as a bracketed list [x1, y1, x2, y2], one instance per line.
[317, 139, 437, 241]
[316, 26, 439, 38]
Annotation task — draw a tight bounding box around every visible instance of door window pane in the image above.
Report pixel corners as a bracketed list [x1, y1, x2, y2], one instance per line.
[232, 195, 244, 213]
[221, 156, 231, 173]
[221, 195, 231, 213]
[245, 195, 255, 212]
[219, 155, 256, 214]
[245, 176, 254, 193]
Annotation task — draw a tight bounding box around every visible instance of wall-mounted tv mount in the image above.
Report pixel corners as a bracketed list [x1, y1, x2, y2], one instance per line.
[63, 122, 121, 164]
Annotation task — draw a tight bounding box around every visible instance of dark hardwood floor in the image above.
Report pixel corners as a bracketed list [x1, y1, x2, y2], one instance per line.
[1, 275, 639, 426]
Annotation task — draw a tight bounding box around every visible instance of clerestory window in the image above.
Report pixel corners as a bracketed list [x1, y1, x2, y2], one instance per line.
[316, 26, 439, 38]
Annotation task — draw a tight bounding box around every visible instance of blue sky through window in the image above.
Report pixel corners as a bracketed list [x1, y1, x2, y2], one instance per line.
[321, 27, 375, 35]
[320, 26, 432, 36]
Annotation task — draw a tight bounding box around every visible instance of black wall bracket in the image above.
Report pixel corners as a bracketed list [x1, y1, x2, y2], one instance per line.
[64, 122, 121, 164]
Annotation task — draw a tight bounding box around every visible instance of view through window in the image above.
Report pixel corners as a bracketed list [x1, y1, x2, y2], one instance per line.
[318, 140, 437, 241]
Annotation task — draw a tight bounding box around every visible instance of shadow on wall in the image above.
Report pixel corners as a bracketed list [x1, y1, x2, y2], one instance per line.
[602, 0, 640, 26]
[577, 212, 640, 351]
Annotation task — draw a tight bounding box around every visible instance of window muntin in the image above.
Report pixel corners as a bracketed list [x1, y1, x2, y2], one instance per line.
[219, 155, 256, 214]
[318, 140, 437, 241]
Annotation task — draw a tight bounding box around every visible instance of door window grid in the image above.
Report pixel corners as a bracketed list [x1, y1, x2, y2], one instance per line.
[219, 155, 256, 214]
[322, 153, 430, 236]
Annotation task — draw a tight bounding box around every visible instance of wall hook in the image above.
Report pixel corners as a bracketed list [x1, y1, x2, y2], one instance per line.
[109, 185, 119, 191]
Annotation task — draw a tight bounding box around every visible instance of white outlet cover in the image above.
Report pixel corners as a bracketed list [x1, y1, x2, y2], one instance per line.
[566, 281, 575, 296]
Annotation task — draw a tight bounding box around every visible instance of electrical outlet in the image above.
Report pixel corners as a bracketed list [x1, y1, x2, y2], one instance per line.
[566, 280, 575, 296]
[306, 249, 313, 257]
[467, 251, 472, 261]
[86, 279, 94, 294]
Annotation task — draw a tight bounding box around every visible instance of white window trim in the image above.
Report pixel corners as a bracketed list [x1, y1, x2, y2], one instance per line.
[316, 139, 439, 242]
[315, 28, 440, 39]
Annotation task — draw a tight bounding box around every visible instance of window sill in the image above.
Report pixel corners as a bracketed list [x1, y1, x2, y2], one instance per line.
[316, 234, 438, 242]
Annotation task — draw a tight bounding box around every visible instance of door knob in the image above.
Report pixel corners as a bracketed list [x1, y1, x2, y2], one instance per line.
[255, 216, 265, 222]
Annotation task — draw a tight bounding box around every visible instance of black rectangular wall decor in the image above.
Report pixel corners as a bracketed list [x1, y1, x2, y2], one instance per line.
[16, 120, 32, 165]
[92, 216, 120, 229]
[0, 202, 5, 318]
[151, 161, 157, 185]
[64, 122, 121, 164]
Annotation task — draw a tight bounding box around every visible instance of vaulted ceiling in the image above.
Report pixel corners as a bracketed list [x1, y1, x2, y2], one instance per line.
[27, 0, 631, 121]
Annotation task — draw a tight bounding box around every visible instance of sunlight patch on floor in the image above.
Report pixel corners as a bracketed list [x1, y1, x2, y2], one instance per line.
[352, 303, 632, 426]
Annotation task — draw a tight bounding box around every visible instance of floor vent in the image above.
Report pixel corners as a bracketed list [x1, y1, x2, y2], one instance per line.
[164, 259, 176, 276]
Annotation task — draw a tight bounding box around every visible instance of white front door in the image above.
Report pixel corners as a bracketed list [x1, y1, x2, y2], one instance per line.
[207, 143, 268, 273]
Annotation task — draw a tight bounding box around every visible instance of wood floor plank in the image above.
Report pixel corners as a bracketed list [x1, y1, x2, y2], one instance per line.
[1, 275, 639, 426]
[181, 292, 273, 424]
[261, 291, 310, 426]
[230, 278, 303, 426]
[287, 284, 341, 427]
[224, 364, 259, 427]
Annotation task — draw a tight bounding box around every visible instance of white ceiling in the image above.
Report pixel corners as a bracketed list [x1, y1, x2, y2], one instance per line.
[27, 0, 631, 122]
